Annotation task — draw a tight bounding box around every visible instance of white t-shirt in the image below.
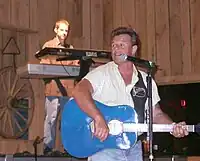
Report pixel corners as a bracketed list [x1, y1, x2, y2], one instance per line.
[84, 61, 160, 111]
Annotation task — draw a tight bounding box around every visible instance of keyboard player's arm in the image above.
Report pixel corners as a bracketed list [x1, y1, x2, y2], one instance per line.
[40, 43, 79, 66]
[69, 44, 74, 48]
[39, 41, 53, 64]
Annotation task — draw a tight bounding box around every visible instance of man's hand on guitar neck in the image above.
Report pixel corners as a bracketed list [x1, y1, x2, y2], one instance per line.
[171, 121, 189, 138]
[93, 115, 109, 142]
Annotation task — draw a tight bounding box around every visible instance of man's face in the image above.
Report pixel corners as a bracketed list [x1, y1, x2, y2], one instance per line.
[111, 34, 136, 65]
[55, 23, 69, 40]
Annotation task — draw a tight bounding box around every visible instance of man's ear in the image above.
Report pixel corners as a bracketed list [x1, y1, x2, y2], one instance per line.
[132, 45, 138, 56]
[54, 27, 58, 34]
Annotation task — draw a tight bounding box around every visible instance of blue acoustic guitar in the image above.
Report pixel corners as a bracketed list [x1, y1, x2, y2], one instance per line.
[61, 99, 199, 158]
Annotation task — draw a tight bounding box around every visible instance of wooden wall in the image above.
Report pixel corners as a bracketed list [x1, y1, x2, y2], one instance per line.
[38, 0, 200, 85]
[0, 0, 200, 155]
[1, 0, 200, 83]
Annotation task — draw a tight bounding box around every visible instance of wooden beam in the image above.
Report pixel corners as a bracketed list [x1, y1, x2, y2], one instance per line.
[90, 0, 104, 49]
[169, 0, 183, 76]
[190, 0, 200, 73]
[0, 22, 38, 33]
[155, 0, 171, 76]
[156, 74, 200, 86]
[146, 0, 156, 61]
[180, 0, 192, 74]
[82, 0, 91, 48]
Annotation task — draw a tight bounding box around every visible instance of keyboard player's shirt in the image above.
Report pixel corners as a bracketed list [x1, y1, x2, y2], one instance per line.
[41, 36, 78, 97]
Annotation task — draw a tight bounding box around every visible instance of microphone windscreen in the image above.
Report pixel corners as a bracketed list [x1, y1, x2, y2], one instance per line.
[119, 54, 127, 61]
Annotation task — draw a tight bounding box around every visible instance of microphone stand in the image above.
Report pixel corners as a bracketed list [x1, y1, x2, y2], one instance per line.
[146, 66, 154, 161]
[131, 57, 157, 161]
[76, 56, 95, 82]
[33, 136, 44, 161]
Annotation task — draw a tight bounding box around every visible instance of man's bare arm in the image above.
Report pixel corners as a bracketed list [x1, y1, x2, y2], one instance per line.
[72, 79, 109, 141]
[153, 103, 173, 124]
[72, 79, 102, 120]
[153, 103, 189, 137]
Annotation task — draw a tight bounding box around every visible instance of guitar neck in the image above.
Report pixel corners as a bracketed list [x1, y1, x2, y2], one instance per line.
[123, 123, 196, 133]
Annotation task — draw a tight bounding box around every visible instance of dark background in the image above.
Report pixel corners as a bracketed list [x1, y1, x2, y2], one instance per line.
[152, 83, 200, 156]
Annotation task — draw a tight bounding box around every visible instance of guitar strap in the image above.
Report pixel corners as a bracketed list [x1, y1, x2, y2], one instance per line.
[130, 71, 147, 123]
[54, 78, 68, 96]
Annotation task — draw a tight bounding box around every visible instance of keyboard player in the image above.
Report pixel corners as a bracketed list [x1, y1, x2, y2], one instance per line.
[40, 19, 78, 154]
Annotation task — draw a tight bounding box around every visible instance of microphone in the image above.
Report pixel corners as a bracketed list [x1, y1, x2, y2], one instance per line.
[120, 54, 156, 69]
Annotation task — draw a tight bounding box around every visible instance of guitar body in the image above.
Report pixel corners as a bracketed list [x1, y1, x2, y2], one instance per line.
[61, 99, 138, 158]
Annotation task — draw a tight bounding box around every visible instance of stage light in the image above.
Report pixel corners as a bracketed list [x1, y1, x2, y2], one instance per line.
[180, 99, 186, 108]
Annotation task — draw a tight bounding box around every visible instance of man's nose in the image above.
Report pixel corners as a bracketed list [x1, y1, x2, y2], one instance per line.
[114, 45, 124, 51]
[113, 45, 118, 50]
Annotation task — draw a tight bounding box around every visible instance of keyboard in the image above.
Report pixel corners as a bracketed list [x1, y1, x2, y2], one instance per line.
[35, 47, 111, 60]
[17, 64, 95, 79]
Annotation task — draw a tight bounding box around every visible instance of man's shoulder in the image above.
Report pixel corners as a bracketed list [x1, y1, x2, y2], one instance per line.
[45, 39, 54, 44]
[86, 61, 113, 77]
[42, 38, 56, 48]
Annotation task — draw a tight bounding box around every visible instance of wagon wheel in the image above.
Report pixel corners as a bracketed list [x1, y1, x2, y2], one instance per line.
[0, 66, 34, 139]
